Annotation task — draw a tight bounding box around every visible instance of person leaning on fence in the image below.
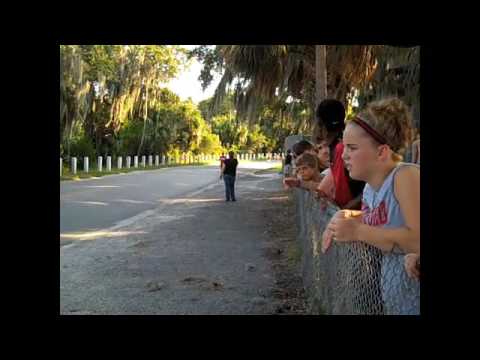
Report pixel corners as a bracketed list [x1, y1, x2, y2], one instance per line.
[283, 140, 329, 192]
[404, 252, 420, 281]
[314, 99, 365, 210]
[322, 97, 420, 315]
[411, 131, 420, 165]
[221, 151, 239, 202]
[283, 153, 323, 191]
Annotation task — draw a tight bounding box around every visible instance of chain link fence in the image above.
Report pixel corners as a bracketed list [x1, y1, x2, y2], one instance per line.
[293, 188, 420, 315]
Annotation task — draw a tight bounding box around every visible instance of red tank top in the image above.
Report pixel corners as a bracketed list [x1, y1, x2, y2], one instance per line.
[331, 142, 353, 207]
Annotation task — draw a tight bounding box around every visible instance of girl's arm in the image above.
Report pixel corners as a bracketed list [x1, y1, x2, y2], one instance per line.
[330, 166, 420, 253]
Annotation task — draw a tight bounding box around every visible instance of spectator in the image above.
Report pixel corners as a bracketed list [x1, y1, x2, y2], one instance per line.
[411, 131, 420, 165]
[284, 140, 327, 192]
[284, 153, 322, 190]
[323, 97, 420, 315]
[314, 140, 331, 173]
[315, 99, 365, 210]
[404, 253, 420, 281]
[284, 149, 293, 177]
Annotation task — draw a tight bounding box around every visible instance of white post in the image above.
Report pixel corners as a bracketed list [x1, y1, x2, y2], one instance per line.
[117, 156, 122, 169]
[126, 156, 131, 169]
[148, 155, 153, 167]
[71, 157, 77, 175]
[141, 156, 146, 167]
[155, 155, 159, 167]
[84, 157, 89, 173]
[98, 156, 103, 172]
[106, 156, 111, 172]
[161, 155, 165, 165]
[134, 156, 138, 168]
[60, 158, 63, 176]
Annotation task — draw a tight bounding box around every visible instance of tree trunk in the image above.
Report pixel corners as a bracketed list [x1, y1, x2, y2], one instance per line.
[315, 45, 328, 110]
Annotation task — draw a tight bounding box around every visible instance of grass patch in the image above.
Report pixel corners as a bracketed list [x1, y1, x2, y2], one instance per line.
[60, 162, 210, 181]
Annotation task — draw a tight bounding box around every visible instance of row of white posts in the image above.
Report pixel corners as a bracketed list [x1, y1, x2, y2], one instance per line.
[60, 153, 284, 176]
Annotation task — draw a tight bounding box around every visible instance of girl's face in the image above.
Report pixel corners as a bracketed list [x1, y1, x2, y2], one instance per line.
[297, 165, 316, 181]
[315, 141, 330, 167]
[341, 123, 382, 181]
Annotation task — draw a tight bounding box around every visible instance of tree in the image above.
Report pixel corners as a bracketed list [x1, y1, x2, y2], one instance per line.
[60, 45, 189, 158]
[193, 45, 380, 133]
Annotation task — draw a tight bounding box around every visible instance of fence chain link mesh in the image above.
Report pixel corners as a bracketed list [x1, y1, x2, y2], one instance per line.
[294, 188, 419, 315]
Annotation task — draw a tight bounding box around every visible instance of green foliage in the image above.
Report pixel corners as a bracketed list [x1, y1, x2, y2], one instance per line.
[198, 132, 223, 155]
[117, 120, 144, 156]
[69, 134, 96, 162]
[60, 45, 302, 160]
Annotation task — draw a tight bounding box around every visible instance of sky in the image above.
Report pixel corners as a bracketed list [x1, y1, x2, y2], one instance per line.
[165, 45, 222, 104]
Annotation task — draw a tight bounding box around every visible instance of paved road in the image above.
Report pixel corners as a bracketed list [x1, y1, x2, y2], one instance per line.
[60, 161, 281, 244]
[60, 164, 290, 315]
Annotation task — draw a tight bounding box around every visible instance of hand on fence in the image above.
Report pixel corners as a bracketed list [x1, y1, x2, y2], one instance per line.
[327, 210, 360, 243]
[321, 228, 334, 253]
[404, 253, 420, 280]
[283, 177, 300, 188]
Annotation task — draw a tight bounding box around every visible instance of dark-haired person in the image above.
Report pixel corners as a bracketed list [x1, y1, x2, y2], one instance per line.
[284, 140, 330, 191]
[284, 149, 293, 177]
[221, 151, 239, 202]
[315, 99, 365, 210]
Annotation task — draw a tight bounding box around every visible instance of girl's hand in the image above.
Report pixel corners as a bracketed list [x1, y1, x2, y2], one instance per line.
[283, 177, 301, 188]
[404, 253, 420, 280]
[321, 228, 334, 253]
[327, 211, 360, 242]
